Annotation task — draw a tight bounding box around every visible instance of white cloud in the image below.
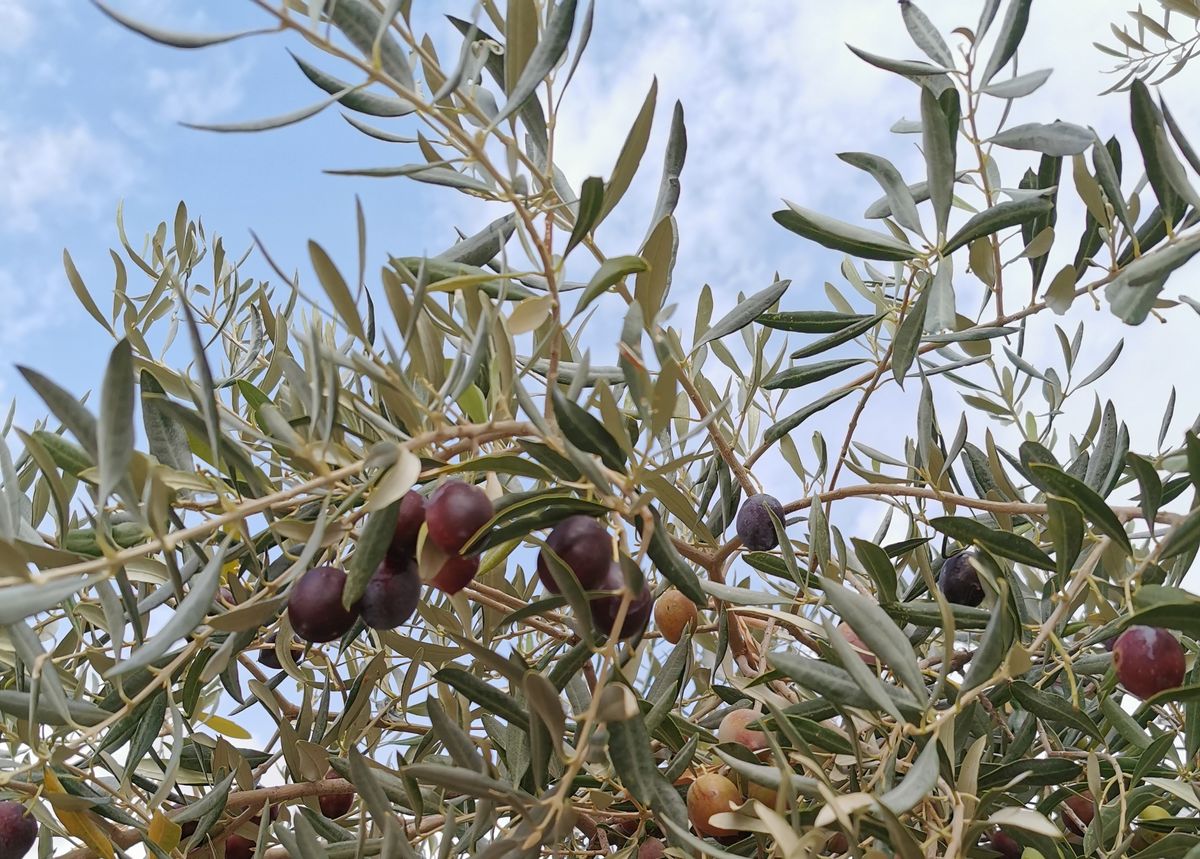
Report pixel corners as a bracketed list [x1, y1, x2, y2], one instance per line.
[0, 266, 67, 347]
[0, 0, 34, 54]
[146, 60, 251, 124]
[0, 121, 134, 231]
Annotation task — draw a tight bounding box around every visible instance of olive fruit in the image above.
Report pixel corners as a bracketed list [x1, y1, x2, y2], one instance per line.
[430, 553, 480, 595]
[1132, 804, 1169, 849]
[390, 490, 427, 555]
[425, 480, 493, 554]
[360, 555, 421, 630]
[637, 839, 666, 859]
[938, 552, 984, 607]
[1113, 625, 1185, 699]
[258, 634, 303, 671]
[717, 709, 768, 752]
[1062, 791, 1095, 836]
[319, 769, 355, 818]
[988, 829, 1021, 859]
[0, 801, 37, 859]
[735, 494, 785, 551]
[224, 834, 256, 859]
[536, 515, 612, 592]
[837, 622, 877, 666]
[654, 589, 698, 643]
[824, 832, 849, 855]
[686, 773, 743, 838]
[589, 564, 652, 640]
[287, 566, 360, 643]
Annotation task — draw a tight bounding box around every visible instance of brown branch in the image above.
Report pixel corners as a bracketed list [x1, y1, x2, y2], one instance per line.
[679, 373, 757, 496]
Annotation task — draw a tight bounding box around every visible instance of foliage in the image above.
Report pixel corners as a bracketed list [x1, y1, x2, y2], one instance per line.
[1099, 1, 1200, 91]
[2, 0, 1200, 857]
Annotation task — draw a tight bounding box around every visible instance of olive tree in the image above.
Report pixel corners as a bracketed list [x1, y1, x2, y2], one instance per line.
[3, 1, 1200, 857]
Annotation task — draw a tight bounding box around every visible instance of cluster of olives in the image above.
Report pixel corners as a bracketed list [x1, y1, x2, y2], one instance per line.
[537, 515, 652, 639]
[175, 781, 353, 859]
[284, 480, 494, 646]
[277, 485, 707, 654]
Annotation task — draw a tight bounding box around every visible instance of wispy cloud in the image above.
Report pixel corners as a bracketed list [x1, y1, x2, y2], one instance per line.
[0, 121, 134, 231]
[0, 0, 35, 55]
[146, 60, 251, 125]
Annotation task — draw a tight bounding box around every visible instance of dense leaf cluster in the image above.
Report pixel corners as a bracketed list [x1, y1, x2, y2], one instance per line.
[2, 1, 1200, 857]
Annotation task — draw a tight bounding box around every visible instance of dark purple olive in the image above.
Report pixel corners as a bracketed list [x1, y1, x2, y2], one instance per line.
[590, 564, 653, 639]
[430, 553, 480, 595]
[938, 552, 984, 607]
[287, 566, 360, 643]
[988, 829, 1021, 859]
[319, 768, 355, 818]
[258, 633, 303, 671]
[736, 494, 785, 551]
[425, 481, 494, 554]
[224, 834, 255, 859]
[537, 515, 612, 592]
[0, 801, 37, 859]
[360, 555, 421, 630]
[390, 490, 426, 556]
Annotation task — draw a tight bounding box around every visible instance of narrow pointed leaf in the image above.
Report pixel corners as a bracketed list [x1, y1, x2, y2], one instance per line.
[775, 202, 920, 261]
[696, 280, 791, 347]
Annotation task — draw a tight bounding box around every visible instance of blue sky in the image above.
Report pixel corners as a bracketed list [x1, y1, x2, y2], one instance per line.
[2, 0, 1198, 513]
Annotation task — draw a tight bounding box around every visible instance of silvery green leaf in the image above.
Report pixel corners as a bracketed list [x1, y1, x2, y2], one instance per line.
[714, 749, 821, 797]
[900, 1, 954, 67]
[91, 1, 275, 47]
[823, 616, 903, 722]
[763, 358, 867, 390]
[0, 574, 106, 626]
[977, 0, 1002, 39]
[182, 87, 358, 132]
[878, 739, 940, 814]
[6, 621, 71, 724]
[921, 88, 957, 238]
[1161, 96, 1200, 178]
[943, 197, 1053, 254]
[341, 113, 417, 143]
[98, 339, 134, 504]
[990, 121, 1093, 156]
[328, 0, 414, 90]
[774, 202, 920, 261]
[981, 68, 1052, 98]
[108, 543, 227, 677]
[649, 100, 687, 232]
[18, 367, 99, 460]
[1090, 130, 1134, 238]
[326, 164, 494, 195]
[565, 176, 605, 258]
[427, 698, 485, 773]
[289, 52, 416, 116]
[847, 44, 950, 76]
[980, 0, 1033, 84]
[819, 576, 928, 703]
[925, 257, 956, 333]
[174, 294, 222, 464]
[764, 388, 855, 445]
[597, 77, 657, 225]
[891, 284, 931, 387]
[1105, 233, 1200, 324]
[0, 689, 108, 727]
[838, 152, 923, 235]
[493, 0, 578, 125]
[696, 280, 790, 348]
